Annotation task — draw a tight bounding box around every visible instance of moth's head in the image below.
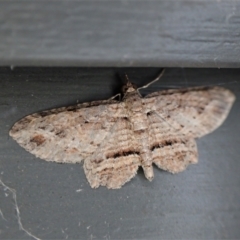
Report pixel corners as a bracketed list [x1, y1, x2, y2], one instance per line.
[121, 73, 138, 94]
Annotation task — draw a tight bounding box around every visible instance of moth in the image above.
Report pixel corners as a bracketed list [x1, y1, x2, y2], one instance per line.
[9, 70, 235, 189]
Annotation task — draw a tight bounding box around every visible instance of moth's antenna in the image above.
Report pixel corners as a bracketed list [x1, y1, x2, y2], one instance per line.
[118, 72, 131, 84]
[124, 73, 130, 83]
[138, 69, 165, 90]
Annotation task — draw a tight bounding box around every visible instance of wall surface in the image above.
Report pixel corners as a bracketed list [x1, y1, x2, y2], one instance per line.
[0, 67, 240, 239]
[0, 0, 240, 67]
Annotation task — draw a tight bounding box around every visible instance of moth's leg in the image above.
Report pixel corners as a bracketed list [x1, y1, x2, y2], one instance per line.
[137, 69, 165, 91]
[108, 93, 121, 101]
[152, 138, 198, 174]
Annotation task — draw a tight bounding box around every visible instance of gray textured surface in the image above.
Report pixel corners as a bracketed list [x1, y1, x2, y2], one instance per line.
[0, 67, 240, 239]
[0, 1, 240, 67]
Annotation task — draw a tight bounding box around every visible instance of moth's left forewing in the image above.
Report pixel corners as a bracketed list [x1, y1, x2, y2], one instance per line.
[144, 86, 235, 138]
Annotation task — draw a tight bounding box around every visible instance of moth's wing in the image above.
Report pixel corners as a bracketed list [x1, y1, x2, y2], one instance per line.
[9, 100, 126, 164]
[152, 138, 198, 174]
[143, 86, 235, 173]
[84, 117, 141, 189]
[144, 86, 235, 138]
[148, 112, 198, 173]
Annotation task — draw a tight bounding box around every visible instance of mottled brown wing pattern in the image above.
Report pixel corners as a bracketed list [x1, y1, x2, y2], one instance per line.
[144, 86, 235, 138]
[147, 111, 198, 173]
[9, 100, 126, 163]
[84, 118, 141, 189]
[143, 86, 235, 173]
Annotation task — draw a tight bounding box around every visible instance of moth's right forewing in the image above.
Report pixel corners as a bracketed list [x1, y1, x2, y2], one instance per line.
[9, 101, 126, 164]
[144, 86, 235, 138]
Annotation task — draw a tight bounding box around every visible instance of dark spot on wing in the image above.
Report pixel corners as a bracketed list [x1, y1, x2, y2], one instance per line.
[94, 159, 104, 164]
[151, 139, 185, 151]
[67, 106, 77, 112]
[55, 130, 66, 138]
[106, 150, 140, 159]
[135, 129, 145, 134]
[30, 135, 46, 146]
[39, 112, 49, 117]
[197, 106, 205, 114]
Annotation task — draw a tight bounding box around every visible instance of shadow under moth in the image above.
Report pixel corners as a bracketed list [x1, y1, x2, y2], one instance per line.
[9, 70, 235, 189]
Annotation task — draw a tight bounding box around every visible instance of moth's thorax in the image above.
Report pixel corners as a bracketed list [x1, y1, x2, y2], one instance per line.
[123, 91, 142, 111]
[122, 88, 141, 99]
[123, 90, 148, 132]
